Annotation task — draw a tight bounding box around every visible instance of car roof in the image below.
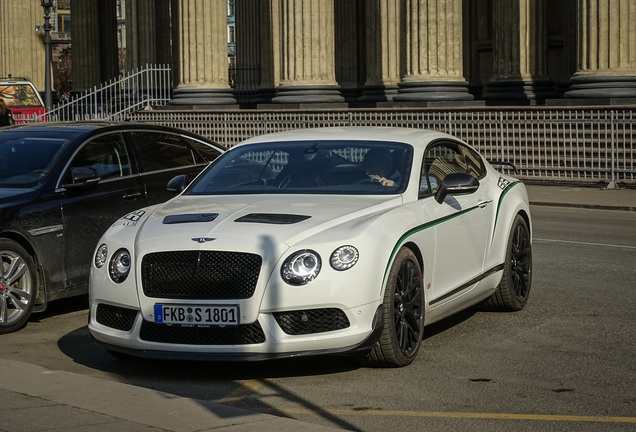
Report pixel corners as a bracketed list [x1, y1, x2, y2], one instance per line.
[0, 121, 211, 139]
[239, 126, 459, 148]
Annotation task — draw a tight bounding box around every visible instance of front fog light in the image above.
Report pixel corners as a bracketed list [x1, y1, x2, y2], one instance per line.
[281, 250, 321, 285]
[95, 244, 108, 268]
[109, 248, 131, 283]
[330, 245, 359, 270]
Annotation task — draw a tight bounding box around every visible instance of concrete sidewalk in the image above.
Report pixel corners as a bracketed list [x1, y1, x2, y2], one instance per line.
[0, 359, 342, 432]
[526, 183, 636, 211]
[1, 184, 634, 432]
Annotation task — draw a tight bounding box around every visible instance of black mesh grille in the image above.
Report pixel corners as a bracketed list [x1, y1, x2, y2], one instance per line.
[141, 251, 262, 299]
[96, 304, 138, 331]
[273, 308, 350, 335]
[139, 320, 266, 345]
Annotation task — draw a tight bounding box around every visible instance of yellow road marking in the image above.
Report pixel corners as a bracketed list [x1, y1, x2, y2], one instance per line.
[217, 379, 264, 404]
[278, 407, 636, 423]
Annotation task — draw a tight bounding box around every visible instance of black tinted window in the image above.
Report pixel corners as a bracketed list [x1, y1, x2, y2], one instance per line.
[130, 132, 195, 172]
[67, 133, 131, 180]
[183, 136, 223, 163]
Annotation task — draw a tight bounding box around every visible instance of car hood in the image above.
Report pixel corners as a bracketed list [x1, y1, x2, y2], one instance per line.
[124, 194, 404, 255]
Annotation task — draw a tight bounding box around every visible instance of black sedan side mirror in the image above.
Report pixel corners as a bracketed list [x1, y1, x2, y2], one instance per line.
[167, 174, 189, 193]
[435, 172, 480, 204]
[62, 167, 101, 191]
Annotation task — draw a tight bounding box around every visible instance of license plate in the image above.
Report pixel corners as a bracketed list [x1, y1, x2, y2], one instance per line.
[154, 304, 239, 326]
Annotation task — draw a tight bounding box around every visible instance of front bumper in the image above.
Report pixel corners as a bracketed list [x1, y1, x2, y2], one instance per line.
[88, 301, 383, 361]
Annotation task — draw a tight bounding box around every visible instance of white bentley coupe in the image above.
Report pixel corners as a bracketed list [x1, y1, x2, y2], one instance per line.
[88, 127, 532, 367]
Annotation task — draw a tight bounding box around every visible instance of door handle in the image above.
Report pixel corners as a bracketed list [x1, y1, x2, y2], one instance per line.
[478, 200, 492, 208]
[123, 192, 142, 200]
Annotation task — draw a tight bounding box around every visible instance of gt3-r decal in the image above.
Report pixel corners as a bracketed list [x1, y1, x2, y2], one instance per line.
[497, 176, 512, 190]
[493, 180, 521, 241]
[115, 210, 146, 227]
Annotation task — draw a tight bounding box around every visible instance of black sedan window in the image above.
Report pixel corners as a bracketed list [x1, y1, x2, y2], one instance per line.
[0, 134, 70, 187]
[66, 133, 132, 180]
[129, 132, 197, 172]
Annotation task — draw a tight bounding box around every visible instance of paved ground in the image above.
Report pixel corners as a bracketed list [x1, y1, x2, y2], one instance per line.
[1, 183, 634, 432]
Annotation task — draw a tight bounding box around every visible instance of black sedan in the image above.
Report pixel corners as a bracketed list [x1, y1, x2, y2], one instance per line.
[0, 122, 224, 333]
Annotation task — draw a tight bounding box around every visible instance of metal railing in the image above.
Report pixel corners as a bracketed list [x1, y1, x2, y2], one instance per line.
[128, 107, 636, 187]
[13, 64, 172, 123]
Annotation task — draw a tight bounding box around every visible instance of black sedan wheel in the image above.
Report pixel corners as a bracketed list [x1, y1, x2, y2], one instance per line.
[483, 214, 532, 311]
[0, 240, 36, 334]
[361, 248, 424, 367]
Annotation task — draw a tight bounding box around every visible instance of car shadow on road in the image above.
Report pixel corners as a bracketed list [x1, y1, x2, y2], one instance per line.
[27, 294, 90, 324]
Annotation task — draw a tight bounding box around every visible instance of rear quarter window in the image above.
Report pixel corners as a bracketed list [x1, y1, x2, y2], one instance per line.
[129, 131, 197, 172]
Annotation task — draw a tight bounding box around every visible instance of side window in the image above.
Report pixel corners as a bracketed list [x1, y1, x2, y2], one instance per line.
[129, 132, 195, 172]
[420, 142, 485, 196]
[67, 133, 131, 181]
[182, 137, 223, 164]
[458, 145, 484, 179]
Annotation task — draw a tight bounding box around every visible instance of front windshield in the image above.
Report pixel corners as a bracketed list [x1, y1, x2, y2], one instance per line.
[0, 131, 74, 187]
[187, 140, 413, 195]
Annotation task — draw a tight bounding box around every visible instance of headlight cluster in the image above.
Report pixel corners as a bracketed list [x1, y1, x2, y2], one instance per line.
[281, 245, 359, 285]
[330, 245, 359, 271]
[94, 244, 131, 283]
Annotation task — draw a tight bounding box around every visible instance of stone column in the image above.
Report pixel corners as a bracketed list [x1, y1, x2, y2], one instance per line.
[0, 2, 45, 90]
[98, 0, 119, 82]
[254, 0, 281, 104]
[334, 0, 365, 103]
[71, 0, 119, 91]
[171, 0, 236, 107]
[272, 0, 344, 105]
[394, 0, 473, 103]
[566, 0, 636, 99]
[485, 0, 557, 103]
[126, 0, 172, 70]
[71, 0, 101, 91]
[235, 0, 262, 105]
[358, 0, 401, 103]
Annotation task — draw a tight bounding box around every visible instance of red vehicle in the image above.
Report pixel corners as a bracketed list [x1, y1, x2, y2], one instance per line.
[0, 78, 47, 123]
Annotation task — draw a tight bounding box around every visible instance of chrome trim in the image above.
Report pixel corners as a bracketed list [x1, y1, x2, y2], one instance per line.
[28, 224, 63, 237]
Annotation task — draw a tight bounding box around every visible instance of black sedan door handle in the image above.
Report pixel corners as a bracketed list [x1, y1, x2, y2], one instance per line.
[123, 192, 142, 200]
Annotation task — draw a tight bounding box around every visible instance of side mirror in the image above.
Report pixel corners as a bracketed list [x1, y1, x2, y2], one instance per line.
[62, 167, 101, 190]
[435, 172, 480, 204]
[167, 174, 189, 193]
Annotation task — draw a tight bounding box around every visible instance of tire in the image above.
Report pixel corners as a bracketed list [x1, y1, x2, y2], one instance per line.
[482, 214, 532, 312]
[0, 239, 36, 334]
[360, 248, 425, 367]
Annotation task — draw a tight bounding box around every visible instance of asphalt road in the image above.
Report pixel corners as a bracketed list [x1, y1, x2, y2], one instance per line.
[1, 205, 635, 432]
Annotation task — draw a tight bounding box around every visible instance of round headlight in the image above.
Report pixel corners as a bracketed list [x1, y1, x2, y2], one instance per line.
[109, 248, 131, 283]
[330, 245, 359, 271]
[281, 250, 321, 285]
[95, 244, 108, 268]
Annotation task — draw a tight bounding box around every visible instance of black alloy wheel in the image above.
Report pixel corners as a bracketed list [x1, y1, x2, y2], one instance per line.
[360, 247, 425, 367]
[483, 214, 532, 311]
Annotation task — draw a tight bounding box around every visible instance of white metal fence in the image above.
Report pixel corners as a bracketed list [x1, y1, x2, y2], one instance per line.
[12, 64, 172, 123]
[128, 108, 636, 187]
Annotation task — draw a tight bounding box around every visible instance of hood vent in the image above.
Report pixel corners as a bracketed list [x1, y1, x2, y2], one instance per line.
[235, 213, 311, 225]
[163, 213, 218, 224]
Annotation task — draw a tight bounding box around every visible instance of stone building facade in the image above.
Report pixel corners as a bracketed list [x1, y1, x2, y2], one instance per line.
[1, 0, 635, 107]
